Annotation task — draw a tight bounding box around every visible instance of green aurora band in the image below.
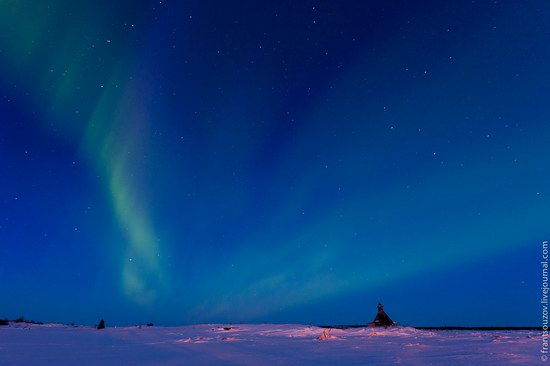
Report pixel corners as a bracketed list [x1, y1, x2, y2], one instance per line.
[0, 2, 169, 305]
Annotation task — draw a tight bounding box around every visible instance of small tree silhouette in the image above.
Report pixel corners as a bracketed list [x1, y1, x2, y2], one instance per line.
[97, 319, 105, 330]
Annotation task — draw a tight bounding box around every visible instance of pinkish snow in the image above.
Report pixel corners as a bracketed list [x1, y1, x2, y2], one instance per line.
[0, 323, 539, 365]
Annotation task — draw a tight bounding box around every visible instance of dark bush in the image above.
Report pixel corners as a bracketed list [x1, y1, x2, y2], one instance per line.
[15, 316, 25, 323]
[97, 319, 105, 329]
[0, 319, 8, 326]
[146, 323, 154, 327]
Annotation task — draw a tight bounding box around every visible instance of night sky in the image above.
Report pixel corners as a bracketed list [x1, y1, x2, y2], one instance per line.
[1, 1, 548, 327]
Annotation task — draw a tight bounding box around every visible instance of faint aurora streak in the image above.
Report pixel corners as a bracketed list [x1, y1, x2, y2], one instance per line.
[83, 77, 168, 304]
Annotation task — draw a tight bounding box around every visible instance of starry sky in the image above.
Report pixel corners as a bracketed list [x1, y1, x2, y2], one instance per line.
[0, 1, 548, 327]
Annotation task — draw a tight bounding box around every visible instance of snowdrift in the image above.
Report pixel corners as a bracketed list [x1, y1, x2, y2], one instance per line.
[0, 322, 539, 365]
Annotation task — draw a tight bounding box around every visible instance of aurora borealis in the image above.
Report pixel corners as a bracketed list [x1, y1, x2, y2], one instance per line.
[0, 1, 548, 327]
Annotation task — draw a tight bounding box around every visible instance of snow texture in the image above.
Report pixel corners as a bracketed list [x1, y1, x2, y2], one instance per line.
[0, 323, 539, 365]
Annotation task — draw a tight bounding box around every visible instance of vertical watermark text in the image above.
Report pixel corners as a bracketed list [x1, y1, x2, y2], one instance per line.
[542, 240, 549, 362]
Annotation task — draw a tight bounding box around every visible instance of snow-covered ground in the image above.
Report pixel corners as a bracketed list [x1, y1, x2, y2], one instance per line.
[0, 323, 539, 365]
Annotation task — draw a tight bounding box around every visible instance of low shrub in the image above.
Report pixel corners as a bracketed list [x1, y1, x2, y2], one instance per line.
[97, 319, 105, 329]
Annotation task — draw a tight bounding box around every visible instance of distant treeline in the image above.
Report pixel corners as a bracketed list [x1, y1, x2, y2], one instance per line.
[0, 317, 154, 328]
[0, 316, 43, 326]
[414, 326, 542, 331]
[319, 324, 541, 331]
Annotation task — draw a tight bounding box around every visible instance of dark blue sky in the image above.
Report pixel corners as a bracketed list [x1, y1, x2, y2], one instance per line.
[0, 1, 548, 326]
